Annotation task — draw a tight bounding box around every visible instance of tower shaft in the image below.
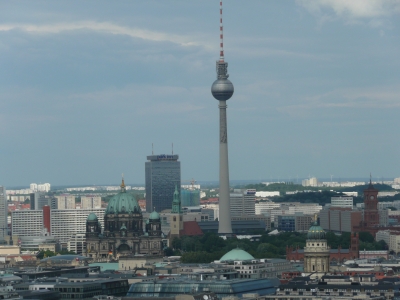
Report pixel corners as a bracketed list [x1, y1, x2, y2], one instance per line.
[218, 101, 232, 234]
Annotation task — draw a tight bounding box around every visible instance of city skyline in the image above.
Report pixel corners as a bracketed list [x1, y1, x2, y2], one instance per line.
[1, 1, 400, 186]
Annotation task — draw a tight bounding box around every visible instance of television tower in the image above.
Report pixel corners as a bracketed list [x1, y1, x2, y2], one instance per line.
[211, 0, 234, 235]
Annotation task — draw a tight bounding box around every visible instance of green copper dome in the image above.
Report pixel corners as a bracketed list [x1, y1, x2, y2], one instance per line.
[87, 213, 98, 221]
[105, 178, 140, 214]
[307, 221, 326, 240]
[220, 248, 255, 261]
[149, 210, 160, 220]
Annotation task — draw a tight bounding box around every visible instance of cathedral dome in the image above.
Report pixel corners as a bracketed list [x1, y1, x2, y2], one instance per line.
[105, 178, 140, 214]
[87, 213, 98, 221]
[307, 221, 326, 240]
[149, 210, 160, 220]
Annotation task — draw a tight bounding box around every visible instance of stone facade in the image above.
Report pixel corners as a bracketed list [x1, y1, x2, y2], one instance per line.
[85, 179, 163, 259]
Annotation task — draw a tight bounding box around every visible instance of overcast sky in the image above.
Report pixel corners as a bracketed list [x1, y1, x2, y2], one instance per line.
[1, 0, 400, 187]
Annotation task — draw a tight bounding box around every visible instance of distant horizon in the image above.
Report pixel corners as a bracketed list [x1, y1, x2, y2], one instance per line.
[5, 176, 396, 190]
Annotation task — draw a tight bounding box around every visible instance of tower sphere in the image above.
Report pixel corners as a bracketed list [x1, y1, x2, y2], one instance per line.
[211, 79, 234, 101]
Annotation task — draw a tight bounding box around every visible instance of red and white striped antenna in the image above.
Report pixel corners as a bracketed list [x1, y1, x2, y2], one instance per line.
[219, 0, 225, 62]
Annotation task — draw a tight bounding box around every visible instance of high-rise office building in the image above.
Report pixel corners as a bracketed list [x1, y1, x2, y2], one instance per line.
[145, 154, 181, 212]
[230, 189, 256, 216]
[0, 186, 7, 239]
[30, 192, 49, 210]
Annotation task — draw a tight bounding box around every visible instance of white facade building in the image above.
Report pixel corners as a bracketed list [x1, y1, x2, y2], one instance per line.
[282, 203, 322, 215]
[255, 201, 280, 215]
[50, 209, 105, 243]
[37, 183, 51, 192]
[67, 233, 86, 255]
[255, 191, 280, 198]
[81, 196, 101, 209]
[302, 177, 319, 187]
[230, 189, 255, 216]
[331, 196, 353, 208]
[12, 210, 44, 237]
[52, 194, 75, 209]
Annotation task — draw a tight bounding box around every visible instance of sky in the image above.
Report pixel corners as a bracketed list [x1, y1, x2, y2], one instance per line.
[1, 0, 400, 187]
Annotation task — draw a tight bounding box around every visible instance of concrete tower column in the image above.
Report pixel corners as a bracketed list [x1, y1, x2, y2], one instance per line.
[218, 100, 232, 234]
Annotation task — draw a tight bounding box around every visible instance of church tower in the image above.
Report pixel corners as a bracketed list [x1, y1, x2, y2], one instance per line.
[303, 215, 330, 277]
[363, 178, 379, 228]
[169, 185, 183, 242]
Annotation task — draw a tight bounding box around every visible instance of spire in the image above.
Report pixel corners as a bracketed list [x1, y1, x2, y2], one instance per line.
[171, 184, 182, 214]
[219, 0, 224, 62]
[120, 173, 126, 192]
[368, 173, 374, 189]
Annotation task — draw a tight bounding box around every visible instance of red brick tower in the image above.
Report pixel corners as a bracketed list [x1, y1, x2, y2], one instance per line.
[350, 232, 359, 259]
[363, 178, 379, 228]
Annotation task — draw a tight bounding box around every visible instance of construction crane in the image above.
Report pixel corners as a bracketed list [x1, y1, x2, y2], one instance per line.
[181, 179, 197, 190]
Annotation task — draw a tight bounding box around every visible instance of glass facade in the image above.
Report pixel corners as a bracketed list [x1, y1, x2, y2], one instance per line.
[181, 189, 200, 207]
[145, 155, 181, 213]
[127, 278, 278, 299]
[277, 215, 296, 232]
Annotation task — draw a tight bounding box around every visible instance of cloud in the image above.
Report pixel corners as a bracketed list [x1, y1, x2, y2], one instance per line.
[0, 21, 213, 50]
[297, 0, 400, 25]
[277, 85, 400, 117]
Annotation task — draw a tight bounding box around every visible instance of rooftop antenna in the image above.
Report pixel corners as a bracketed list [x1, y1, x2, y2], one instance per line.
[152, 143, 154, 155]
[219, 0, 224, 62]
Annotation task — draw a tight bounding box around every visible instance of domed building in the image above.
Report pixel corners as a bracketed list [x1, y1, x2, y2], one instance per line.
[85, 178, 163, 259]
[303, 216, 330, 275]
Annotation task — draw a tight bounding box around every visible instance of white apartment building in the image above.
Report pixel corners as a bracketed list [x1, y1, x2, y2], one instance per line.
[52, 194, 75, 209]
[255, 191, 280, 198]
[81, 196, 101, 209]
[331, 196, 353, 208]
[50, 208, 105, 243]
[376, 230, 400, 254]
[12, 210, 44, 237]
[230, 189, 255, 216]
[30, 183, 51, 192]
[281, 203, 322, 215]
[390, 234, 400, 255]
[67, 233, 86, 255]
[255, 201, 280, 215]
[0, 187, 7, 238]
[302, 177, 319, 187]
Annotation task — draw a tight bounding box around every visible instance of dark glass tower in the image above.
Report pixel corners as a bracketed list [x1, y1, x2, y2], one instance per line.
[145, 154, 181, 213]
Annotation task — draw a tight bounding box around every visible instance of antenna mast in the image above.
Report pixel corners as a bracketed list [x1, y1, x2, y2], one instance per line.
[219, 0, 224, 62]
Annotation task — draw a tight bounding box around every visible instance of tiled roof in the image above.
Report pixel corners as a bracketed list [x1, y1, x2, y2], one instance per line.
[180, 221, 203, 236]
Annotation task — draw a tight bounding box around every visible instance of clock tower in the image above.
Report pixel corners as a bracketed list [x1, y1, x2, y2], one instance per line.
[363, 178, 379, 228]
